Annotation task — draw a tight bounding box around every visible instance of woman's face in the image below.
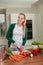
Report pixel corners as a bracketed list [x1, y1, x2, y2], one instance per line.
[17, 14, 25, 25]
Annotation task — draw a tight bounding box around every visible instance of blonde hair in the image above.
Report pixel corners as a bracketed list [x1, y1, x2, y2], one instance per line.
[19, 13, 26, 37]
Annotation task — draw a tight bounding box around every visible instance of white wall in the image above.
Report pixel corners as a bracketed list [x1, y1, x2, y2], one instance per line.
[34, 2, 43, 43]
[0, 14, 5, 24]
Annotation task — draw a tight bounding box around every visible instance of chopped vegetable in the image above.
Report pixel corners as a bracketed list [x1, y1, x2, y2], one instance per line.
[9, 54, 23, 62]
[6, 48, 12, 56]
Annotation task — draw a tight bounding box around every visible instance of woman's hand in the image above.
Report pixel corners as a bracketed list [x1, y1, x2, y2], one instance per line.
[13, 43, 18, 48]
[20, 46, 26, 51]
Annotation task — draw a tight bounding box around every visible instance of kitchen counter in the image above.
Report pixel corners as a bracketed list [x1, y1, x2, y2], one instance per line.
[2, 53, 43, 65]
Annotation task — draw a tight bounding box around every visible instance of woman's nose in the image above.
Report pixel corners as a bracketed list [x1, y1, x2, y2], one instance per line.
[19, 18, 21, 20]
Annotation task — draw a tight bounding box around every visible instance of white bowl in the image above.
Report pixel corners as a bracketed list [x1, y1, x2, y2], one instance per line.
[32, 45, 38, 48]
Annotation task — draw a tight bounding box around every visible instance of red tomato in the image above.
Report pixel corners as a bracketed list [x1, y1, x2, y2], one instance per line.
[22, 52, 27, 56]
[20, 49, 22, 52]
[20, 52, 23, 55]
[26, 51, 30, 55]
[26, 52, 29, 55]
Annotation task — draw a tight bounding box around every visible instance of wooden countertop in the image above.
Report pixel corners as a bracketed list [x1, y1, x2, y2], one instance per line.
[2, 53, 43, 65]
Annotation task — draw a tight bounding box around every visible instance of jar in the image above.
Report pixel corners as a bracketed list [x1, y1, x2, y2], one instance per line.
[32, 45, 38, 55]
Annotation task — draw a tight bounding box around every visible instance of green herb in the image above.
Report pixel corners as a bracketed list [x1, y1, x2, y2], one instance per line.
[6, 48, 12, 56]
[32, 41, 40, 45]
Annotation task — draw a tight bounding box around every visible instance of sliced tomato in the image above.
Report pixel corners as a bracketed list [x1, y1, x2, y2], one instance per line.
[26, 51, 30, 55]
[22, 52, 27, 56]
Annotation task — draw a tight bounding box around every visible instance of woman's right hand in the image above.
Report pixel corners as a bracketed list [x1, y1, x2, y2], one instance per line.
[13, 43, 18, 48]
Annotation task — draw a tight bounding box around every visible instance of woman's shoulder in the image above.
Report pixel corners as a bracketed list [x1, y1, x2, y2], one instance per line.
[9, 23, 16, 27]
[8, 23, 16, 30]
[10, 23, 16, 26]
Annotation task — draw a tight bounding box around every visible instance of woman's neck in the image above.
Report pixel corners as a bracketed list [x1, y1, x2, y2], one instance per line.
[17, 23, 22, 27]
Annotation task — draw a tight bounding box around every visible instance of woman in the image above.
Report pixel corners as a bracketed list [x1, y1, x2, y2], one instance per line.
[6, 13, 28, 50]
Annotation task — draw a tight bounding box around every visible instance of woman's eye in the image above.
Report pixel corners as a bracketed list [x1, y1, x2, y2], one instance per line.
[18, 16, 24, 20]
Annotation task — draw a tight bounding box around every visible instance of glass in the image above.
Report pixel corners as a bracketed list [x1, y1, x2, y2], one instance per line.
[32, 47, 38, 55]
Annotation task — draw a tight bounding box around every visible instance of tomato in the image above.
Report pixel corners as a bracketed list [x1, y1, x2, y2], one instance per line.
[19, 50, 22, 55]
[20, 50, 31, 57]
[22, 52, 27, 56]
[26, 52, 29, 55]
[26, 51, 30, 55]
[19, 49, 22, 52]
[19, 49, 23, 55]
